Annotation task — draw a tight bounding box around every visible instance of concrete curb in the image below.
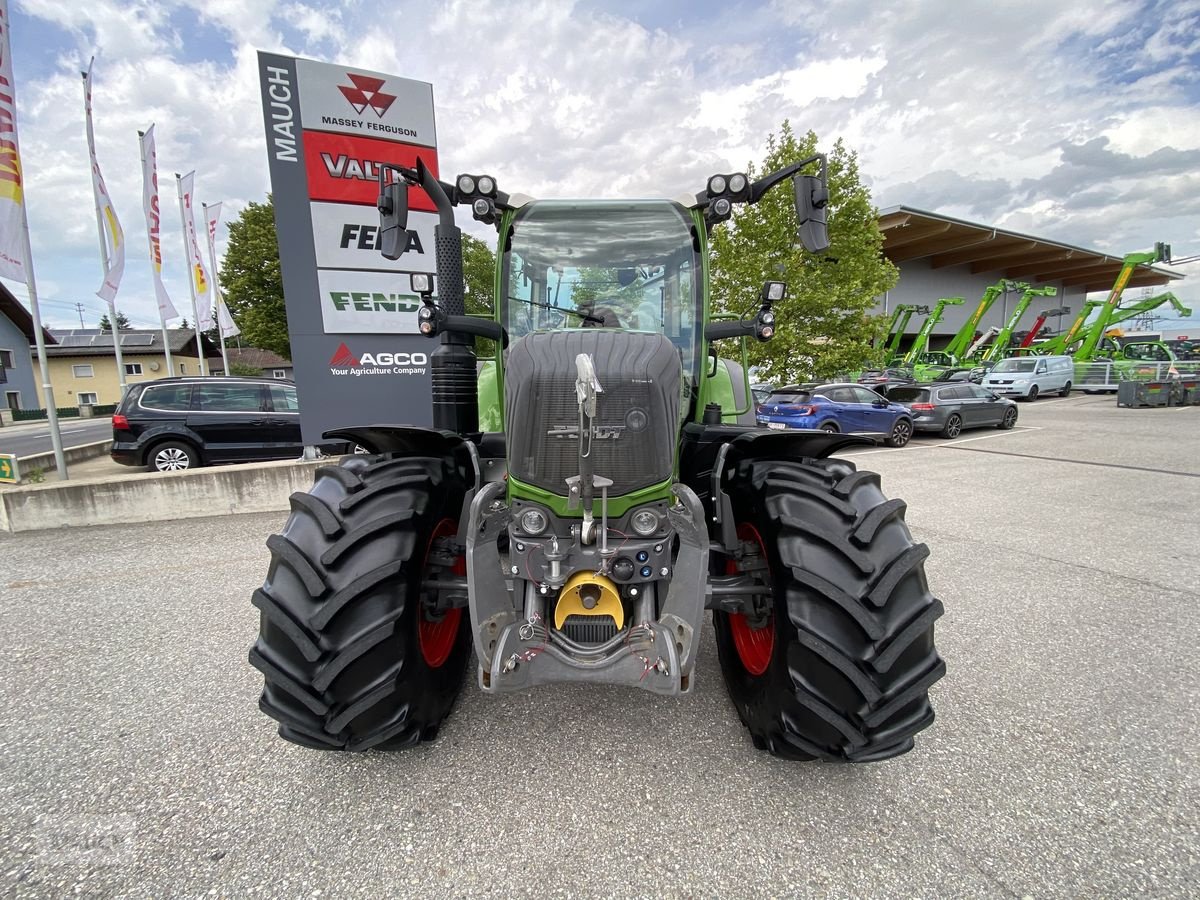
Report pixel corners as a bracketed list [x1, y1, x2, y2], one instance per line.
[18, 440, 113, 475]
[0, 457, 330, 533]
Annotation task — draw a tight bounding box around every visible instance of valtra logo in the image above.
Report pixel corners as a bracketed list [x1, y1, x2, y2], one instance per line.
[339, 74, 396, 118]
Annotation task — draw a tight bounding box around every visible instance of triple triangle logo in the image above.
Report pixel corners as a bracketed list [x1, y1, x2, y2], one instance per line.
[329, 342, 359, 367]
[338, 74, 397, 119]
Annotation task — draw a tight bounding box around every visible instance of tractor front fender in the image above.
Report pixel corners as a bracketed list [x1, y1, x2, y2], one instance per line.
[678, 424, 874, 553]
[323, 425, 482, 538]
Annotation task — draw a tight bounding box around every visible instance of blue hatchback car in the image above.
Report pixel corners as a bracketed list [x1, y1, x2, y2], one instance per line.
[756, 383, 915, 447]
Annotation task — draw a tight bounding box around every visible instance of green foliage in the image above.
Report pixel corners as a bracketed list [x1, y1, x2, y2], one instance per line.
[222, 196, 291, 360]
[462, 233, 498, 357]
[710, 122, 896, 383]
[98, 310, 132, 332]
[228, 361, 263, 377]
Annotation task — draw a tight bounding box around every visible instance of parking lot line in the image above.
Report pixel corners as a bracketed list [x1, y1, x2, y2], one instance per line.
[844, 425, 1040, 457]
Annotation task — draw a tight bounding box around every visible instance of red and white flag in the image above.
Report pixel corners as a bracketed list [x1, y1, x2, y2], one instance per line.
[83, 58, 124, 307]
[139, 125, 177, 319]
[0, 1, 28, 282]
[179, 171, 213, 331]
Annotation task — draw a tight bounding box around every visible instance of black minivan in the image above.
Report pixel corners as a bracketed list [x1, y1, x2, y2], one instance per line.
[111, 376, 307, 472]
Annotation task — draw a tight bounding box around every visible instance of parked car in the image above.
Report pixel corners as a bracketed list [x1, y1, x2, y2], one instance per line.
[756, 383, 914, 447]
[980, 354, 1074, 400]
[886, 383, 1018, 437]
[857, 367, 916, 393]
[111, 376, 341, 472]
[750, 383, 774, 408]
[931, 364, 991, 385]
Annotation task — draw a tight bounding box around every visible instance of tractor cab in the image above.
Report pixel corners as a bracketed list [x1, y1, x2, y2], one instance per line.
[502, 199, 702, 380]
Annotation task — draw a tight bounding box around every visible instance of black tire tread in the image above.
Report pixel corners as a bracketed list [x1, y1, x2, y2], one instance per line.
[250, 454, 470, 752]
[715, 456, 944, 762]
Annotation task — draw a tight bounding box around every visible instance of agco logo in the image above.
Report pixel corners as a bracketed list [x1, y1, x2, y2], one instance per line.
[338, 74, 396, 118]
[329, 342, 428, 377]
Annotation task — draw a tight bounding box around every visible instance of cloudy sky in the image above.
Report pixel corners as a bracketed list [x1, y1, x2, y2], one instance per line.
[5, 0, 1199, 332]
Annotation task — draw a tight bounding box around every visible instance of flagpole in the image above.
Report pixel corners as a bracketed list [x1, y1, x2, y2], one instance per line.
[139, 130, 172, 375]
[83, 69, 126, 397]
[176, 173, 207, 376]
[21, 209, 67, 478]
[202, 201, 229, 375]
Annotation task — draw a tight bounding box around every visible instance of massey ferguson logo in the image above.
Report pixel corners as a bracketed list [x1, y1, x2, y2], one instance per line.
[339, 74, 396, 118]
[329, 342, 428, 376]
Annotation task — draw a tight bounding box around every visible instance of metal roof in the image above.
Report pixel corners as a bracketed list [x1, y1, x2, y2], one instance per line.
[45, 328, 218, 357]
[878, 206, 1184, 292]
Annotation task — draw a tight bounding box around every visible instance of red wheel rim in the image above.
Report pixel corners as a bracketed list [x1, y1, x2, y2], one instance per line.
[726, 522, 774, 676]
[418, 518, 465, 668]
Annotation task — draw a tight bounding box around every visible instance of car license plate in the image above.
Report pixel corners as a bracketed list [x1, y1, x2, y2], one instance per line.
[767, 422, 786, 430]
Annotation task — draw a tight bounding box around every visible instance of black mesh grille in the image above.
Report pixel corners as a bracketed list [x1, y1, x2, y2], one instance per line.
[505, 331, 682, 496]
[561, 615, 619, 644]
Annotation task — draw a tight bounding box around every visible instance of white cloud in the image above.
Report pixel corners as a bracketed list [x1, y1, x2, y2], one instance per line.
[5, 0, 1198, 328]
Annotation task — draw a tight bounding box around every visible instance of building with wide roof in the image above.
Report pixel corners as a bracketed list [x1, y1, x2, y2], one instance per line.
[875, 207, 1184, 352]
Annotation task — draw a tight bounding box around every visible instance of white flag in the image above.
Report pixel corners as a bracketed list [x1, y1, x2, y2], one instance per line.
[217, 297, 240, 338]
[179, 171, 213, 331]
[0, 2, 28, 282]
[204, 202, 239, 338]
[139, 125, 177, 319]
[204, 200, 222, 260]
[83, 58, 124, 307]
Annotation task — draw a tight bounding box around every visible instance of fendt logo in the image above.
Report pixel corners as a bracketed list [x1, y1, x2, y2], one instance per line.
[329, 342, 428, 377]
[328, 290, 421, 313]
[338, 74, 396, 118]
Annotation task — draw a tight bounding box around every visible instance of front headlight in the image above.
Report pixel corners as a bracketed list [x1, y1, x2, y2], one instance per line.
[519, 508, 548, 535]
[631, 508, 659, 536]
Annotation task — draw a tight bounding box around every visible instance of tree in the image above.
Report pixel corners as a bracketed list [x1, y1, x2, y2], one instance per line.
[462, 233, 498, 356]
[228, 361, 262, 376]
[98, 310, 131, 332]
[222, 196, 291, 360]
[710, 123, 897, 383]
[177, 317, 189, 329]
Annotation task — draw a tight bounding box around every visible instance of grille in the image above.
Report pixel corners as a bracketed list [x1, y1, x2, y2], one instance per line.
[561, 615, 619, 645]
[506, 331, 681, 496]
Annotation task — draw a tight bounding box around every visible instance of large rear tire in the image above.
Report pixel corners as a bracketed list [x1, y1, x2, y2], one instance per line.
[250, 453, 471, 751]
[714, 457, 944, 762]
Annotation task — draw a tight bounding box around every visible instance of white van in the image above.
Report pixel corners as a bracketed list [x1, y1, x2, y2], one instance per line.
[981, 355, 1074, 401]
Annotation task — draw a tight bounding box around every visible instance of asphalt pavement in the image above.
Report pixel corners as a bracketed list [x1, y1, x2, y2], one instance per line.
[0, 395, 1197, 897]
[0, 418, 113, 458]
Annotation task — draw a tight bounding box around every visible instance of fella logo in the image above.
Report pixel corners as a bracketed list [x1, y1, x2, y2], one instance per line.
[339, 74, 396, 118]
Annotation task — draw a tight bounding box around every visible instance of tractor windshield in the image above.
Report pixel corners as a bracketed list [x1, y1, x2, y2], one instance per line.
[502, 199, 700, 375]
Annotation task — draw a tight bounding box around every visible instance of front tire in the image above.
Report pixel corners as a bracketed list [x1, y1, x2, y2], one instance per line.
[249, 453, 471, 751]
[1025, 385, 1039, 402]
[1060, 381, 1072, 397]
[998, 406, 1018, 429]
[885, 418, 912, 447]
[714, 457, 945, 761]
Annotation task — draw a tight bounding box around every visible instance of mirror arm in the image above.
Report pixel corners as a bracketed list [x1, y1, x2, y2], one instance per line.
[747, 153, 825, 204]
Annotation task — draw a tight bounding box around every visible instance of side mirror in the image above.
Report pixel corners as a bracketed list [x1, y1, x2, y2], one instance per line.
[793, 174, 829, 253]
[377, 179, 410, 260]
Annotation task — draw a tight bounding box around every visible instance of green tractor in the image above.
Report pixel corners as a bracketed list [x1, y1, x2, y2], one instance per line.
[249, 156, 944, 761]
